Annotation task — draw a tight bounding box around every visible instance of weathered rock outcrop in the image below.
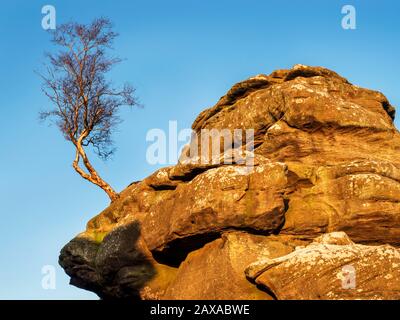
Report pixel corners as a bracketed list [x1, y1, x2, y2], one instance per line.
[246, 232, 400, 300]
[59, 65, 400, 299]
[163, 232, 305, 299]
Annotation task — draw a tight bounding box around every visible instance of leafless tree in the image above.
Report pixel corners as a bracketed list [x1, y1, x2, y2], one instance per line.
[39, 18, 137, 202]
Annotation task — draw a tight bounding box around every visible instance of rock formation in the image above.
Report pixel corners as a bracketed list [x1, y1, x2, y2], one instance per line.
[59, 65, 400, 300]
[246, 232, 400, 300]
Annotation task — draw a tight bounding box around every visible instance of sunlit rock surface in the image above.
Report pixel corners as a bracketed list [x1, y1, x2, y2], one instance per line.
[59, 65, 400, 299]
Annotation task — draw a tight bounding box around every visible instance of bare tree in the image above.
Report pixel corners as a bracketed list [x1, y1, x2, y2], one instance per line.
[39, 18, 137, 202]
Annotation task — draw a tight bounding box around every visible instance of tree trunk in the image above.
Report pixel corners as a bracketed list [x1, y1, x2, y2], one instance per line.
[72, 143, 119, 202]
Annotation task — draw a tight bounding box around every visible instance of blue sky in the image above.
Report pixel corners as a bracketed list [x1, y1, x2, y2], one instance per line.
[0, 0, 399, 299]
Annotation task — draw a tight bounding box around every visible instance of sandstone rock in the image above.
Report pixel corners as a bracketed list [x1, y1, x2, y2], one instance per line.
[59, 65, 400, 300]
[142, 162, 293, 256]
[60, 222, 177, 299]
[246, 232, 400, 300]
[59, 236, 102, 295]
[163, 232, 303, 299]
[281, 159, 400, 245]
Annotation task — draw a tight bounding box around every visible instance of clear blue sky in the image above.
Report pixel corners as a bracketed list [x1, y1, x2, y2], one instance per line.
[0, 0, 399, 299]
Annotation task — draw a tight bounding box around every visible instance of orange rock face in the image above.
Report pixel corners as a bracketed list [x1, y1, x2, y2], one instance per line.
[246, 232, 400, 300]
[59, 65, 400, 299]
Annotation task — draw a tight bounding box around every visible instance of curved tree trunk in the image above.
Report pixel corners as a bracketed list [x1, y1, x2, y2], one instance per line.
[72, 142, 119, 202]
